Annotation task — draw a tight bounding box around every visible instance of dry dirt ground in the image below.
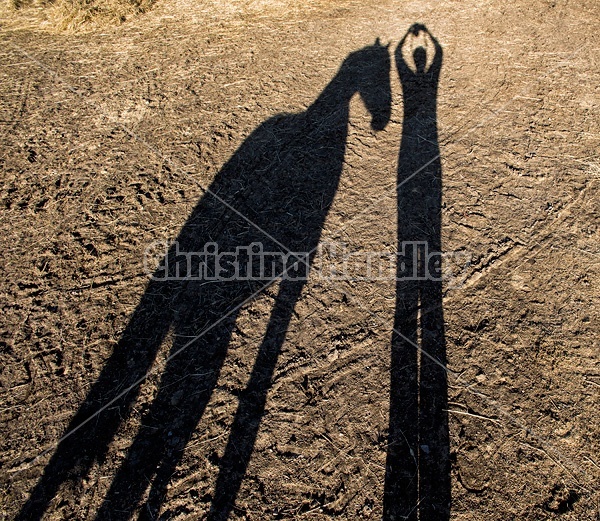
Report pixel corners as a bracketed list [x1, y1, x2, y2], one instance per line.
[1, 0, 599, 519]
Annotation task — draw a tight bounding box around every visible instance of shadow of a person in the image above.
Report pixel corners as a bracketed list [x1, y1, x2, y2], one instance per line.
[383, 24, 450, 521]
[16, 40, 391, 521]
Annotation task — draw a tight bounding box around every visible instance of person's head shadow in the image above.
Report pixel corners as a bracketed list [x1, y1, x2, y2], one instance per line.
[15, 40, 391, 521]
[413, 46, 427, 74]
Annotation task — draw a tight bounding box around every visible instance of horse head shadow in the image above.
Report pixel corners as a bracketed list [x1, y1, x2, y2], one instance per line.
[17, 39, 391, 521]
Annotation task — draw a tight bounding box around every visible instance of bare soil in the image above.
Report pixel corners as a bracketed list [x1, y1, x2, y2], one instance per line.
[1, 0, 599, 519]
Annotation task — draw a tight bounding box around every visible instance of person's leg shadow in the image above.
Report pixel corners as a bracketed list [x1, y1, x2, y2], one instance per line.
[16, 40, 391, 521]
[383, 24, 451, 521]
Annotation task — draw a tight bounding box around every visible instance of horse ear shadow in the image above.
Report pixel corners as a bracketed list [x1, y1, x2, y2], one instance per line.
[373, 37, 391, 50]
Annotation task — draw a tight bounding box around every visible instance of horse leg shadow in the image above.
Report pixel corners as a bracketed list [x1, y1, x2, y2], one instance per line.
[207, 278, 306, 521]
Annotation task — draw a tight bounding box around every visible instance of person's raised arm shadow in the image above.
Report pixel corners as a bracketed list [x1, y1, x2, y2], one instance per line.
[395, 25, 417, 80]
[384, 24, 449, 521]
